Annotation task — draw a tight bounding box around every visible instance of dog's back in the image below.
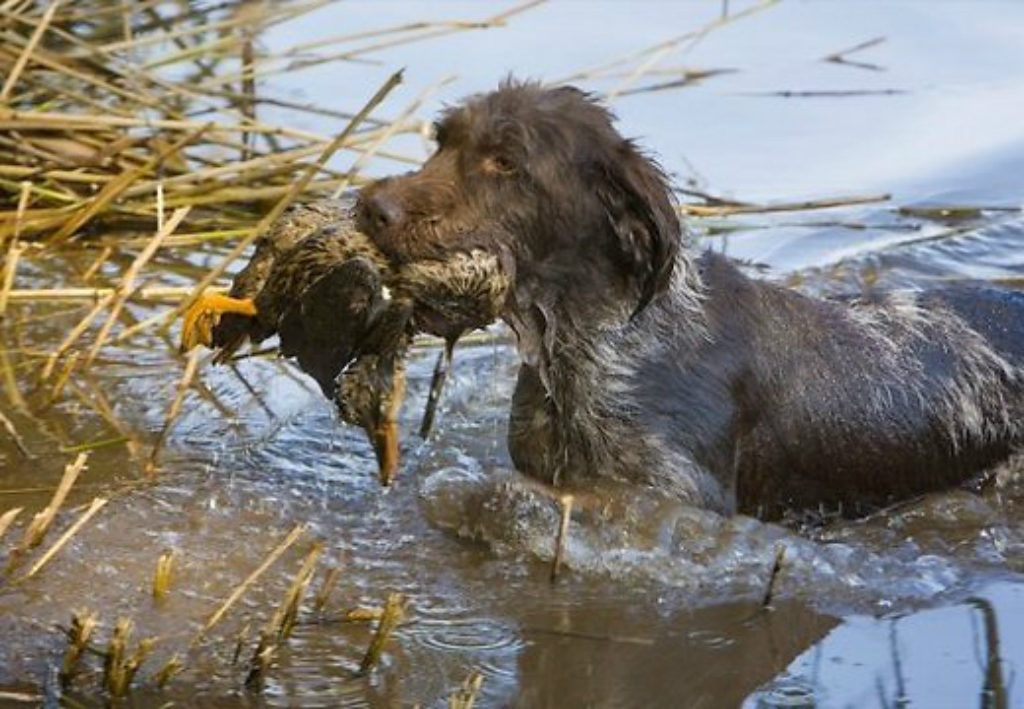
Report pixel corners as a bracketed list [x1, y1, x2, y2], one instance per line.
[633, 253, 1024, 518]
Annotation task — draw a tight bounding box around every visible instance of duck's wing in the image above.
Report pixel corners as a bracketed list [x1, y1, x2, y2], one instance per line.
[277, 256, 389, 397]
[212, 199, 355, 354]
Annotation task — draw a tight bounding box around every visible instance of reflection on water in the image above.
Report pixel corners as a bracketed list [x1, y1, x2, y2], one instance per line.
[2, 1, 1024, 707]
[750, 584, 1022, 708]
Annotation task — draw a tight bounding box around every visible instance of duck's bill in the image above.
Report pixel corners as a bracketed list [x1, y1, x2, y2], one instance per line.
[372, 420, 400, 487]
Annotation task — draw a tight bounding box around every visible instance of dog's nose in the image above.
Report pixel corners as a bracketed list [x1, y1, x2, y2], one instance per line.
[361, 192, 405, 233]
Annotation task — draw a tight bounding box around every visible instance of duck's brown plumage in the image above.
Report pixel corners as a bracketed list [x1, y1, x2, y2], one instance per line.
[211, 199, 390, 361]
[180, 196, 509, 485]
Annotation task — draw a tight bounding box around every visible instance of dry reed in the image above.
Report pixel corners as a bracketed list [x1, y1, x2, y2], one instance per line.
[152, 549, 176, 601]
[312, 565, 342, 613]
[448, 669, 485, 709]
[0, 506, 23, 542]
[17, 496, 107, 582]
[0, 407, 30, 456]
[358, 591, 407, 675]
[154, 653, 184, 688]
[144, 349, 201, 477]
[60, 609, 98, 687]
[245, 542, 323, 689]
[193, 523, 306, 645]
[550, 494, 574, 582]
[9, 452, 88, 565]
[760, 544, 786, 609]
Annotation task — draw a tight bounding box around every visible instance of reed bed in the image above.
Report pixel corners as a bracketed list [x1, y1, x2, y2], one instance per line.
[0, 484, 415, 700]
[0, 0, 529, 470]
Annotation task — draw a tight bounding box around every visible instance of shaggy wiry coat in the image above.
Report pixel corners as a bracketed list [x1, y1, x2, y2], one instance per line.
[358, 80, 1024, 519]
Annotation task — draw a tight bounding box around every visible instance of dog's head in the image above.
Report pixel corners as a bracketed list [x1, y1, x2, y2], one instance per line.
[358, 80, 681, 332]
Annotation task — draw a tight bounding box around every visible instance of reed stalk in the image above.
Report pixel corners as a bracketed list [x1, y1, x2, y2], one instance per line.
[159, 69, 404, 337]
[358, 592, 407, 675]
[154, 653, 183, 688]
[0, 506, 23, 543]
[83, 206, 190, 367]
[144, 349, 200, 477]
[550, 494, 574, 582]
[10, 452, 87, 562]
[0, 0, 61, 101]
[245, 542, 323, 689]
[760, 544, 786, 609]
[448, 669, 485, 709]
[193, 524, 306, 645]
[152, 549, 176, 602]
[17, 496, 107, 582]
[312, 565, 342, 613]
[60, 609, 97, 687]
[0, 407, 30, 456]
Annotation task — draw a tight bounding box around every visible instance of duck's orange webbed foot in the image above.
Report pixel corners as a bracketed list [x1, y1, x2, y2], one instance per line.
[180, 292, 257, 353]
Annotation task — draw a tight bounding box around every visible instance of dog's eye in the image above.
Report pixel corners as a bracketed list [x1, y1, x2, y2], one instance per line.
[485, 154, 516, 175]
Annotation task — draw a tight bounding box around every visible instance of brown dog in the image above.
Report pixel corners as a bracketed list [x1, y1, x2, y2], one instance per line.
[358, 79, 1024, 520]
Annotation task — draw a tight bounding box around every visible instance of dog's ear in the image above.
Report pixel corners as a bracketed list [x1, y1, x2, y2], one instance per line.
[596, 141, 680, 317]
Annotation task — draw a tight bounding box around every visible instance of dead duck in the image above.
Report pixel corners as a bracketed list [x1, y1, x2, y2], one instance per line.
[180, 198, 508, 485]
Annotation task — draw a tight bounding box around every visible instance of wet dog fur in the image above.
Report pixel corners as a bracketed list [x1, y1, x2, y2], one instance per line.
[358, 80, 1024, 520]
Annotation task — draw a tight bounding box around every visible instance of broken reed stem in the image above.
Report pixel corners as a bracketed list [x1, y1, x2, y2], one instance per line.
[154, 653, 184, 688]
[680, 192, 890, 217]
[0, 0, 62, 101]
[344, 607, 384, 622]
[46, 350, 79, 405]
[760, 543, 786, 609]
[556, 0, 776, 86]
[39, 293, 115, 381]
[4, 285, 227, 304]
[245, 542, 323, 689]
[102, 617, 154, 698]
[0, 180, 32, 262]
[358, 592, 406, 675]
[144, 349, 200, 478]
[103, 618, 130, 696]
[232, 618, 251, 663]
[329, 73, 454, 199]
[193, 523, 306, 645]
[152, 549, 176, 602]
[121, 637, 155, 694]
[448, 669, 485, 709]
[0, 407, 31, 456]
[17, 496, 107, 582]
[61, 609, 98, 687]
[11, 452, 88, 560]
[607, 0, 778, 99]
[246, 642, 275, 691]
[313, 565, 341, 613]
[232, 621, 251, 665]
[0, 243, 25, 317]
[83, 206, 191, 368]
[160, 69, 404, 338]
[420, 338, 455, 439]
[269, 542, 322, 642]
[0, 506, 23, 543]
[550, 494, 574, 583]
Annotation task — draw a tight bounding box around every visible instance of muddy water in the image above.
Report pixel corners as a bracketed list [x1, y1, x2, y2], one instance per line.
[3, 2, 1024, 707]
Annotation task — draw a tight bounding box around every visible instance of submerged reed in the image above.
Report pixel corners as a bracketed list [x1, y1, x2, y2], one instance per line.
[358, 591, 407, 675]
[152, 549, 176, 602]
